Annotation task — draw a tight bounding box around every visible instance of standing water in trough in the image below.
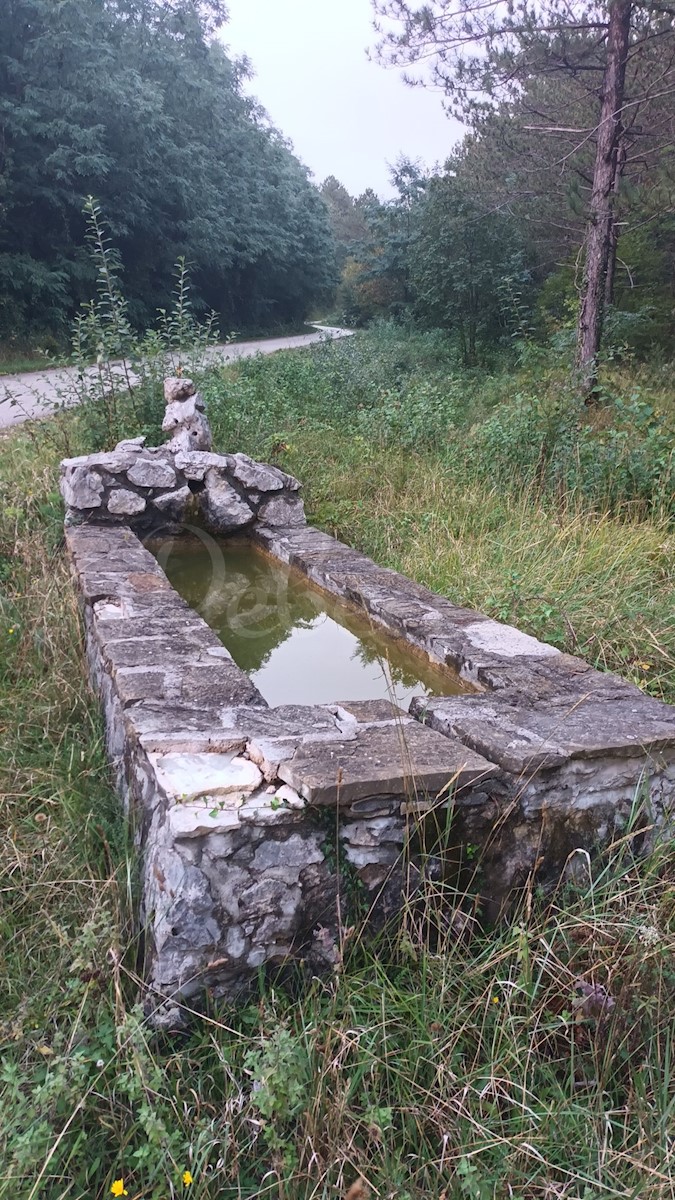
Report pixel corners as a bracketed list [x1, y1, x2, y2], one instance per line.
[155, 536, 468, 708]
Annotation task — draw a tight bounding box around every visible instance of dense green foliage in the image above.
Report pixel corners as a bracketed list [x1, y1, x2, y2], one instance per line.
[369, 0, 675, 387]
[315, 4, 675, 373]
[204, 327, 675, 529]
[1, 327, 674, 1197]
[328, 144, 675, 364]
[0, 0, 336, 341]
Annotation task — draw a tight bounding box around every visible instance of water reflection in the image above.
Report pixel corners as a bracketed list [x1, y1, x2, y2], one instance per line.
[156, 535, 465, 708]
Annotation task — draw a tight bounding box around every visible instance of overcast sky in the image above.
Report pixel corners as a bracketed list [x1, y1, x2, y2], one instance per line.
[221, 0, 464, 198]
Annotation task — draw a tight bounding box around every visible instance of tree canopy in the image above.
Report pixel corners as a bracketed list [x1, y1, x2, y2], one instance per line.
[373, 0, 675, 392]
[0, 0, 337, 340]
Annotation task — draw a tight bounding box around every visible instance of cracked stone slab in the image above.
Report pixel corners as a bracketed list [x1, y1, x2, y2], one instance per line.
[221, 704, 348, 742]
[168, 800, 244, 838]
[412, 690, 675, 775]
[239, 784, 305, 826]
[97, 632, 224, 671]
[179, 663, 263, 707]
[113, 668, 176, 705]
[126, 703, 251, 754]
[93, 614, 209, 642]
[329, 699, 416, 727]
[223, 704, 355, 778]
[151, 752, 263, 802]
[278, 720, 499, 805]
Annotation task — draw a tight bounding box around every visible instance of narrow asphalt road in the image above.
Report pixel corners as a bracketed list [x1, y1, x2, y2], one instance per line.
[0, 324, 352, 429]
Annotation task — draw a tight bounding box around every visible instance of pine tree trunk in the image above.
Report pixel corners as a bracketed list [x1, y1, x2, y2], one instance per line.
[576, 0, 631, 398]
[605, 136, 628, 308]
[605, 219, 618, 307]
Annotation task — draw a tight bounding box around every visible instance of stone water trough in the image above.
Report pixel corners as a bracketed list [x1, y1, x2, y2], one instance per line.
[61, 378, 675, 1025]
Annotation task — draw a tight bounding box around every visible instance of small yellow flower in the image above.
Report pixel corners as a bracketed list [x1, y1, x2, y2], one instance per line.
[8, 627, 14, 634]
[183, 1169, 194, 1186]
[492, 995, 500, 1004]
[110, 1182, 128, 1198]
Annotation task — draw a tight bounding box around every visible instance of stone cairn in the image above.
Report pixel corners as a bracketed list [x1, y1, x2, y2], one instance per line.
[60, 376, 306, 534]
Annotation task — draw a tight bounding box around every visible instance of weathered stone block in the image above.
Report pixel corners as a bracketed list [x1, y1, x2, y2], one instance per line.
[61, 466, 104, 509]
[164, 377, 196, 404]
[229, 452, 300, 493]
[257, 494, 306, 527]
[127, 458, 177, 488]
[162, 391, 212, 453]
[173, 450, 234, 480]
[151, 752, 263, 802]
[201, 469, 255, 531]
[278, 719, 498, 805]
[150, 485, 193, 521]
[107, 488, 147, 516]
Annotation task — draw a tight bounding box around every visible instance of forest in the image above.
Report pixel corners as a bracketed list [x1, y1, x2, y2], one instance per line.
[1, 2, 675, 1199]
[323, 0, 675, 391]
[0, 0, 336, 342]
[3, 0, 674, 384]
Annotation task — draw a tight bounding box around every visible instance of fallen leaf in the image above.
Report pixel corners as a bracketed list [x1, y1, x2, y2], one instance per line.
[344, 1182, 369, 1200]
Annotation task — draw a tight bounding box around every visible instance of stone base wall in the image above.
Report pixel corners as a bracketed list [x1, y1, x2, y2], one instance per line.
[60, 442, 306, 535]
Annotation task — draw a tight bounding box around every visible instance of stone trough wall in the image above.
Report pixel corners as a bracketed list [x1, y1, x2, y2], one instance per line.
[253, 524, 675, 912]
[61, 378, 675, 1024]
[66, 525, 496, 1026]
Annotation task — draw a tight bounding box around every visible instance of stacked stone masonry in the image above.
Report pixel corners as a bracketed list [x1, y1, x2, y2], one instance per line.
[60, 378, 305, 536]
[65, 519, 675, 1024]
[61, 379, 675, 1024]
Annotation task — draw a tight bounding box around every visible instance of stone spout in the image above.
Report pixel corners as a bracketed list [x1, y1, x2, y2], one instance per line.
[162, 376, 212, 453]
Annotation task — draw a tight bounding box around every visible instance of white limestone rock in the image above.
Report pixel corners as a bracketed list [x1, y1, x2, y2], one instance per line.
[164, 377, 196, 404]
[61, 450, 139, 473]
[463, 620, 561, 660]
[239, 784, 305, 825]
[151, 751, 263, 802]
[127, 458, 177, 488]
[257, 494, 306, 527]
[230, 452, 293, 493]
[168, 801, 243, 838]
[162, 391, 212, 453]
[107, 488, 147, 516]
[151, 485, 192, 518]
[61, 466, 104, 509]
[173, 450, 233, 481]
[202, 469, 254, 531]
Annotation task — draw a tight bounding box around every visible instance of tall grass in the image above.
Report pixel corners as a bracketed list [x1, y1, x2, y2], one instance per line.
[202, 330, 674, 704]
[1, 328, 674, 1198]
